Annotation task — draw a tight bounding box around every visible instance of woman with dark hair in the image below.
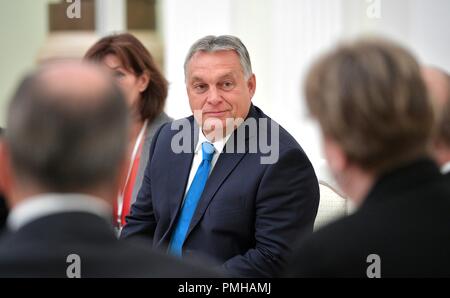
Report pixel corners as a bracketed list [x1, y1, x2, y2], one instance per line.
[85, 33, 172, 230]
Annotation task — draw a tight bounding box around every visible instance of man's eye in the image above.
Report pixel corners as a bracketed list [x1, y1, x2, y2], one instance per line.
[194, 84, 207, 93]
[221, 81, 234, 90]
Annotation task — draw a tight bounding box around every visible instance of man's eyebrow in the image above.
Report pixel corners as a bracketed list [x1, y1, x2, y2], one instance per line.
[189, 76, 205, 83]
[189, 72, 236, 83]
[218, 72, 235, 80]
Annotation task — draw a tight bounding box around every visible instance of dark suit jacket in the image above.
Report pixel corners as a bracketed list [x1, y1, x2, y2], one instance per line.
[0, 212, 217, 278]
[121, 105, 320, 277]
[286, 158, 450, 278]
[0, 195, 7, 231]
[131, 112, 172, 205]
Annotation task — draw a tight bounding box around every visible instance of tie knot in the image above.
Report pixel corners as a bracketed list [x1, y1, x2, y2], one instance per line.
[201, 142, 215, 162]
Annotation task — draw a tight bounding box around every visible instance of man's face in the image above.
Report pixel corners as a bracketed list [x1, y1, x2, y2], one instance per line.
[186, 50, 255, 137]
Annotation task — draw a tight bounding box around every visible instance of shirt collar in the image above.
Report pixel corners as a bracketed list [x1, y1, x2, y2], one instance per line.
[194, 129, 233, 155]
[442, 161, 450, 174]
[7, 193, 112, 231]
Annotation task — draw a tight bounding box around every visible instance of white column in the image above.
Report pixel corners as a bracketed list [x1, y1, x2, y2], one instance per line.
[342, 0, 450, 71]
[267, 0, 344, 169]
[95, 0, 126, 36]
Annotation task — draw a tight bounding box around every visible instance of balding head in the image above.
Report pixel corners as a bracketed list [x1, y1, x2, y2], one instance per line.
[32, 61, 115, 109]
[4, 61, 129, 193]
[422, 66, 450, 167]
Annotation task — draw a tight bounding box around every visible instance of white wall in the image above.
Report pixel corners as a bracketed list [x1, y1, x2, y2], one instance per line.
[0, 0, 50, 126]
[343, 0, 450, 70]
[409, 0, 450, 70]
[161, 0, 450, 186]
[95, 0, 126, 36]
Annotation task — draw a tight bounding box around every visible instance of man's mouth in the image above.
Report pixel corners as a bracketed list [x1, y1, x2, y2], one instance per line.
[203, 110, 229, 117]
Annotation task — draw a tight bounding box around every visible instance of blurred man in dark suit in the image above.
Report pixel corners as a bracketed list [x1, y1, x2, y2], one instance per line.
[0, 61, 216, 277]
[286, 38, 450, 277]
[0, 128, 7, 231]
[422, 66, 450, 177]
[122, 35, 319, 277]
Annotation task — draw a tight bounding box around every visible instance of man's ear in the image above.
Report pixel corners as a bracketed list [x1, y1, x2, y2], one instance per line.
[137, 71, 150, 93]
[323, 136, 348, 174]
[247, 74, 256, 99]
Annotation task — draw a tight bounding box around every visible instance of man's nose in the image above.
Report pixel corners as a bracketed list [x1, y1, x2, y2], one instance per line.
[206, 86, 222, 105]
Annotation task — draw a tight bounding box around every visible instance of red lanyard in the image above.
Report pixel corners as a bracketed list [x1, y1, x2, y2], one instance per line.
[115, 121, 147, 229]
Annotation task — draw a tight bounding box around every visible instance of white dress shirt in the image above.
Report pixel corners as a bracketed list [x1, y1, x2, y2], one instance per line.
[7, 193, 112, 231]
[183, 129, 233, 197]
[442, 161, 450, 174]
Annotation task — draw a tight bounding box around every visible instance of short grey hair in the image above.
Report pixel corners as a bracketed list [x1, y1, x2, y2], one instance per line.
[184, 35, 253, 80]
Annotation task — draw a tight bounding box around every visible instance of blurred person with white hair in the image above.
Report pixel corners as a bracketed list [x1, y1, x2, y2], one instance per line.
[286, 37, 450, 277]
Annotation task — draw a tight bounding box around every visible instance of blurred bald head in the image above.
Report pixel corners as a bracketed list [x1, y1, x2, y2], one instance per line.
[422, 66, 450, 167]
[4, 60, 129, 192]
[37, 61, 112, 103]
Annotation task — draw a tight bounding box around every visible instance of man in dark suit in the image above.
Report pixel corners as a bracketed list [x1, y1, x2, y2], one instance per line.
[121, 35, 320, 277]
[0, 61, 215, 277]
[422, 66, 450, 177]
[286, 38, 450, 277]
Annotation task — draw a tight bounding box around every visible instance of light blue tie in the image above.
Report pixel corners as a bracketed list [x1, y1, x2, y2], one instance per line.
[168, 142, 215, 256]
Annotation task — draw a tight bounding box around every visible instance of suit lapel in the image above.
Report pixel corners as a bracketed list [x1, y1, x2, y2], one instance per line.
[167, 152, 194, 221]
[185, 105, 259, 240]
[185, 148, 248, 239]
[132, 113, 172, 205]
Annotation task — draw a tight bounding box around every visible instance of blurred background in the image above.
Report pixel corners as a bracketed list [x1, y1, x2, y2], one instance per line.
[1, 0, 449, 183]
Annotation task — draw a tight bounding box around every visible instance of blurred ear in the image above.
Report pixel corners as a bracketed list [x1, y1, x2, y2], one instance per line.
[137, 71, 150, 93]
[323, 136, 348, 174]
[0, 141, 13, 201]
[432, 139, 450, 166]
[247, 74, 256, 100]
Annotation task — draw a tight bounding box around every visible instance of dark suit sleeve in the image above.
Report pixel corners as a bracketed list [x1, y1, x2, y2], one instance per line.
[284, 236, 326, 278]
[0, 196, 8, 230]
[221, 147, 320, 277]
[120, 123, 167, 240]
